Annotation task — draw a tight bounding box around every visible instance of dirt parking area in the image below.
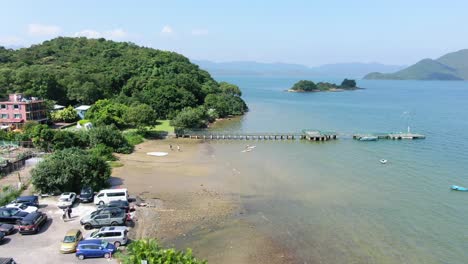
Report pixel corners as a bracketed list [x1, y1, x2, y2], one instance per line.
[0, 197, 122, 264]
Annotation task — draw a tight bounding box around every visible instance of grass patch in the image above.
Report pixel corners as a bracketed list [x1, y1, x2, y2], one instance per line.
[108, 161, 124, 168]
[123, 131, 145, 145]
[154, 120, 175, 133]
[0, 184, 27, 206]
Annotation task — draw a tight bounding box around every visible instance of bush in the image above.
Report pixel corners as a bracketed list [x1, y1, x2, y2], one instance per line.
[170, 107, 208, 129]
[51, 106, 79, 123]
[89, 144, 116, 161]
[0, 185, 26, 206]
[123, 131, 144, 146]
[117, 239, 206, 264]
[31, 148, 111, 193]
[88, 125, 133, 154]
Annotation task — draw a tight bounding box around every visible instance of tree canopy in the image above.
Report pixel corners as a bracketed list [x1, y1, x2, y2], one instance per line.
[31, 148, 111, 193]
[290, 79, 358, 92]
[0, 37, 247, 122]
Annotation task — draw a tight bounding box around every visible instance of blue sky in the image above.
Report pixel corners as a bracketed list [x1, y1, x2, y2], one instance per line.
[1, 0, 468, 66]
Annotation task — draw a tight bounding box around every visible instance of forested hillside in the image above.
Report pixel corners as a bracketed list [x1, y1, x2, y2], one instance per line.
[0, 37, 247, 122]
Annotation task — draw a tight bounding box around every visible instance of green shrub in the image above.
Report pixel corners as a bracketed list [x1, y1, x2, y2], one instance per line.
[87, 125, 133, 154]
[117, 239, 206, 264]
[123, 131, 144, 146]
[89, 144, 116, 161]
[0, 184, 27, 206]
[51, 106, 79, 123]
[78, 119, 91, 125]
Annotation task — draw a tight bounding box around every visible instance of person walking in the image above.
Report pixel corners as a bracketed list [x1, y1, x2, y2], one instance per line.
[169, 144, 173, 151]
[67, 206, 72, 219]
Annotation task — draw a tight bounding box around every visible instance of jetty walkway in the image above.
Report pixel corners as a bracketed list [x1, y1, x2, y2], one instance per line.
[176, 130, 425, 141]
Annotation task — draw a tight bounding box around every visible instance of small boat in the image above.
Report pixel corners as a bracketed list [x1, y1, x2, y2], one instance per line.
[380, 159, 387, 164]
[451, 185, 468, 192]
[359, 136, 378, 141]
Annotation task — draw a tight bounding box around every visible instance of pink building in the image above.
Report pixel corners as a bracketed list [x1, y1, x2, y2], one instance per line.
[0, 93, 48, 128]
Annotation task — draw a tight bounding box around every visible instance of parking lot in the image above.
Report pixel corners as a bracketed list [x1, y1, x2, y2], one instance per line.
[0, 197, 121, 263]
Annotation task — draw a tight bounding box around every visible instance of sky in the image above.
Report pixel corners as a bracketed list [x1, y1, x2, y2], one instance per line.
[1, 0, 468, 66]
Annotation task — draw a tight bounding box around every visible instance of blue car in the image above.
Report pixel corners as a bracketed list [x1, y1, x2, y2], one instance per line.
[75, 239, 116, 260]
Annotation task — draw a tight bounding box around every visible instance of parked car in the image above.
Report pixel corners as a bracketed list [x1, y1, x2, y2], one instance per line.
[80, 208, 126, 230]
[86, 226, 128, 247]
[0, 208, 28, 224]
[97, 200, 131, 213]
[0, 231, 4, 242]
[79, 186, 94, 203]
[60, 229, 83, 253]
[18, 212, 48, 235]
[5, 202, 38, 213]
[57, 192, 77, 209]
[94, 189, 128, 205]
[0, 258, 16, 264]
[75, 239, 116, 260]
[0, 223, 15, 235]
[12, 195, 39, 207]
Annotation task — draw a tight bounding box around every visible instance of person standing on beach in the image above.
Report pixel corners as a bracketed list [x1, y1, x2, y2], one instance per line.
[177, 145, 181, 152]
[170, 144, 173, 151]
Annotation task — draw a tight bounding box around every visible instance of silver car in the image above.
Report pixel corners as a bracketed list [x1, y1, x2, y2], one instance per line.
[86, 226, 128, 247]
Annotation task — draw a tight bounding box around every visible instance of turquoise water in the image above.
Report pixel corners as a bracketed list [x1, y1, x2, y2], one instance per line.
[208, 76, 468, 263]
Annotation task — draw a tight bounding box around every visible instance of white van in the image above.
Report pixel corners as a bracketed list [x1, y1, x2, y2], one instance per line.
[94, 189, 128, 205]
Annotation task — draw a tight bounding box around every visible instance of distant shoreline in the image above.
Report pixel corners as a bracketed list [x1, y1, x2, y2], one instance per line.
[286, 87, 363, 93]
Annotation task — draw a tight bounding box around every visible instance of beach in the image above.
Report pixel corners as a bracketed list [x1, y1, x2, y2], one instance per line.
[112, 139, 299, 264]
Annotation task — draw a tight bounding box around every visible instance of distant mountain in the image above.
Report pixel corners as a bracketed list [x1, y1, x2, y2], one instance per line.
[314, 63, 404, 78]
[364, 49, 468, 80]
[193, 60, 404, 78]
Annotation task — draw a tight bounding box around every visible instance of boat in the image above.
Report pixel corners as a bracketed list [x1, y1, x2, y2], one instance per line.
[451, 185, 468, 192]
[380, 159, 387, 164]
[359, 136, 378, 141]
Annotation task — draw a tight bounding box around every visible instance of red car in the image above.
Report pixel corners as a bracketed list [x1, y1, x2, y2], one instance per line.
[18, 212, 48, 235]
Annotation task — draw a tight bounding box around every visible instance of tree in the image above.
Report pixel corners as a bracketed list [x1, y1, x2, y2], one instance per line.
[204, 94, 247, 118]
[31, 148, 111, 193]
[291, 80, 317, 91]
[170, 107, 208, 129]
[87, 125, 133, 153]
[340, 79, 357, 88]
[123, 103, 157, 128]
[85, 99, 129, 128]
[219, 82, 242, 96]
[51, 105, 79, 123]
[118, 239, 206, 264]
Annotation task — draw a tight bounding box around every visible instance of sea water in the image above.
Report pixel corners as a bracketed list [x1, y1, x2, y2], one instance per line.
[207, 76, 468, 263]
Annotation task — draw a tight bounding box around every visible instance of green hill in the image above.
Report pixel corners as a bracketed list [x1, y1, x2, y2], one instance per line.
[364, 49, 468, 80]
[0, 37, 247, 119]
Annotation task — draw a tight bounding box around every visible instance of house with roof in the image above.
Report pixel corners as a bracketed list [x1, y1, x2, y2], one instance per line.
[0, 93, 48, 128]
[74, 105, 91, 119]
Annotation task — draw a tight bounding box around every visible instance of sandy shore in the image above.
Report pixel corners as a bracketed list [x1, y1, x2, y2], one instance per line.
[112, 139, 299, 264]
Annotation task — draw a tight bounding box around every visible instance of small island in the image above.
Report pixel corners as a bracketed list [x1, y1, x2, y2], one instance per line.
[287, 78, 361, 92]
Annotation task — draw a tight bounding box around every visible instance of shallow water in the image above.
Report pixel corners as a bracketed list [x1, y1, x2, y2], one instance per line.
[204, 77, 468, 263]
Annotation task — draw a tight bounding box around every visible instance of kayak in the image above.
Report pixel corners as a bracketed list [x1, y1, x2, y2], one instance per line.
[380, 159, 387, 164]
[451, 185, 468, 191]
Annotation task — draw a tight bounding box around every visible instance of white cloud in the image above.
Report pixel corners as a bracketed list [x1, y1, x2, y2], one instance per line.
[104, 29, 127, 39]
[27, 23, 61, 36]
[161, 25, 173, 35]
[74, 28, 128, 40]
[74, 29, 101, 38]
[0, 36, 22, 46]
[191, 29, 209, 36]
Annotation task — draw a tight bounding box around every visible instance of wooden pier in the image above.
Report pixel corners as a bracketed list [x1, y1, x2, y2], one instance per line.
[176, 129, 425, 142]
[177, 130, 338, 141]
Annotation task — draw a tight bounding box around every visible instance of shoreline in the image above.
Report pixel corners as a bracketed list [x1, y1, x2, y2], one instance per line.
[112, 139, 299, 263]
